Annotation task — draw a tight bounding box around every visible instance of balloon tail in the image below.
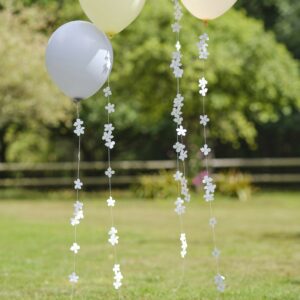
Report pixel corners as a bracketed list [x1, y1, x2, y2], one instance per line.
[107, 32, 115, 39]
[203, 20, 209, 27]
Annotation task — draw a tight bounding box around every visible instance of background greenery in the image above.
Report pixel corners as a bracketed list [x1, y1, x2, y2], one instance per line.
[0, 2, 299, 299]
[0, 0, 299, 164]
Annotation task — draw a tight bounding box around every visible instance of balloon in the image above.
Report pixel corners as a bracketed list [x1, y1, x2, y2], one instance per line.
[45, 21, 113, 100]
[181, 0, 237, 20]
[79, 0, 146, 37]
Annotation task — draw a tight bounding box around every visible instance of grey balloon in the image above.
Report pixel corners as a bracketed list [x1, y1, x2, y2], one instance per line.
[45, 21, 113, 100]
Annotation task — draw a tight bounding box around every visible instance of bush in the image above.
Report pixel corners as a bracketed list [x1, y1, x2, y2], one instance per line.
[217, 171, 253, 201]
[133, 171, 177, 200]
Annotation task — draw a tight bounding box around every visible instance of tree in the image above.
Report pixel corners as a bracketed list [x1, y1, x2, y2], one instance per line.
[0, 8, 73, 162]
[236, 0, 300, 59]
[93, 1, 299, 159]
[1, 0, 299, 163]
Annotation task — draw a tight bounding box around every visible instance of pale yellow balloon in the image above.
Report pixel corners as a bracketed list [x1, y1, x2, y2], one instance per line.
[181, 0, 237, 20]
[79, 0, 146, 37]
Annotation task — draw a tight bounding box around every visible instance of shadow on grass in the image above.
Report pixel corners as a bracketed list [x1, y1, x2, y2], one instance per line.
[262, 232, 300, 241]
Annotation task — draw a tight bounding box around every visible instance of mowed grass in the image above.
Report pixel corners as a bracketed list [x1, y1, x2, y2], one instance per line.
[0, 191, 300, 300]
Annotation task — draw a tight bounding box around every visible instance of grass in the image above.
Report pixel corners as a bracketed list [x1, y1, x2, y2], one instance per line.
[0, 190, 300, 299]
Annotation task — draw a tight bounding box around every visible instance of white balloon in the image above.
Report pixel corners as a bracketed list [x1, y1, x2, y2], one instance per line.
[181, 0, 237, 20]
[79, 0, 146, 36]
[45, 21, 113, 100]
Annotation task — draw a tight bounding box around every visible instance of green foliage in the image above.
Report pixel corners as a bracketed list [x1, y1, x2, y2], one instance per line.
[236, 0, 300, 58]
[134, 171, 176, 199]
[106, 1, 300, 155]
[217, 171, 253, 201]
[0, 8, 73, 162]
[0, 0, 299, 163]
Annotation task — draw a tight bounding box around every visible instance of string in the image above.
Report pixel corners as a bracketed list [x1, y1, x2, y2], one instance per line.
[198, 23, 225, 296]
[170, 0, 190, 294]
[70, 101, 83, 299]
[103, 70, 122, 299]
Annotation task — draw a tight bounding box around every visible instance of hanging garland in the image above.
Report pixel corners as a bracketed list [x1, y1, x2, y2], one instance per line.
[170, 0, 191, 264]
[45, 21, 114, 297]
[102, 52, 123, 292]
[181, 0, 237, 294]
[198, 31, 225, 293]
[68, 101, 85, 295]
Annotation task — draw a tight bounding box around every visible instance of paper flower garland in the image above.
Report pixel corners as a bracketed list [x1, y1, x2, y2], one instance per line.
[102, 52, 123, 291]
[171, 0, 191, 264]
[68, 104, 85, 293]
[197, 31, 226, 293]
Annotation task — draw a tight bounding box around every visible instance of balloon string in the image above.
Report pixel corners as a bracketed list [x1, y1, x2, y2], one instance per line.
[199, 24, 224, 297]
[171, 0, 189, 295]
[105, 76, 122, 300]
[71, 102, 81, 300]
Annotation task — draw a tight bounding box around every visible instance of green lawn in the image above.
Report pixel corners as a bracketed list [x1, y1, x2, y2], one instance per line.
[0, 191, 300, 300]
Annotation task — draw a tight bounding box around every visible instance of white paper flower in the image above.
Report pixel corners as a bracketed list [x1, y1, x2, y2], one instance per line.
[203, 175, 213, 185]
[105, 53, 112, 71]
[200, 115, 210, 126]
[113, 264, 123, 290]
[173, 171, 183, 181]
[174, 197, 186, 215]
[200, 144, 211, 156]
[199, 87, 208, 97]
[104, 123, 114, 132]
[74, 119, 83, 127]
[171, 22, 181, 32]
[105, 140, 115, 149]
[174, 67, 183, 78]
[70, 217, 80, 226]
[173, 142, 185, 153]
[179, 150, 188, 161]
[199, 77, 208, 88]
[74, 125, 85, 137]
[109, 235, 119, 246]
[214, 274, 225, 285]
[105, 167, 115, 178]
[113, 264, 120, 273]
[103, 87, 112, 98]
[175, 205, 186, 215]
[214, 274, 226, 293]
[184, 193, 191, 202]
[176, 125, 187, 136]
[198, 33, 210, 60]
[102, 131, 113, 142]
[70, 242, 80, 254]
[108, 227, 119, 246]
[69, 272, 79, 283]
[209, 217, 217, 228]
[74, 201, 83, 212]
[174, 7, 183, 21]
[74, 179, 83, 190]
[175, 197, 184, 206]
[107, 196, 116, 207]
[114, 272, 123, 282]
[204, 192, 214, 202]
[212, 248, 221, 258]
[180, 233, 188, 258]
[73, 118, 85, 136]
[200, 33, 209, 41]
[174, 93, 184, 105]
[75, 210, 84, 220]
[109, 227, 118, 235]
[205, 183, 216, 194]
[105, 103, 115, 113]
[217, 283, 226, 292]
